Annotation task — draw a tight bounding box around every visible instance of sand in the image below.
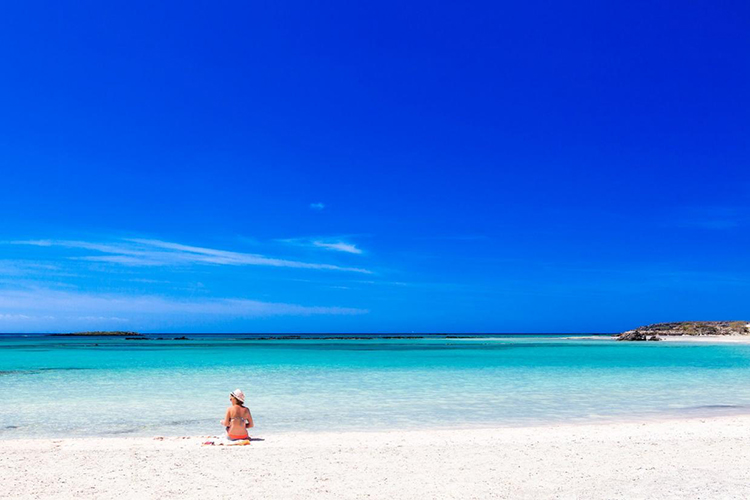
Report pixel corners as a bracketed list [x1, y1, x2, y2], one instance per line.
[2, 415, 750, 499]
[568, 335, 750, 344]
[658, 335, 750, 344]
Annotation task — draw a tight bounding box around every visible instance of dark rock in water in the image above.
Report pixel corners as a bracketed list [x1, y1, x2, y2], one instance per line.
[617, 331, 652, 341]
[49, 331, 141, 337]
[618, 321, 749, 341]
[173, 336, 190, 340]
[125, 337, 149, 340]
[616, 331, 662, 341]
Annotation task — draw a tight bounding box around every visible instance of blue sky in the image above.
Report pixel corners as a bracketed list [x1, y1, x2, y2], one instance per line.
[1, 1, 748, 333]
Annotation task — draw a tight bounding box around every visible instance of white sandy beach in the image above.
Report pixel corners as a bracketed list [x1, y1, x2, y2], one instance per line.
[658, 335, 750, 344]
[569, 335, 750, 344]
[3, 415, 750, 499]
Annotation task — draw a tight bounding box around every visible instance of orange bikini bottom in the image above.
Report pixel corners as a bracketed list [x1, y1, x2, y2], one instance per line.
[227, 433, 249, 441]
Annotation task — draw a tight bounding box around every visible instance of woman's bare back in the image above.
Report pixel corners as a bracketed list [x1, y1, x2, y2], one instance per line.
[223, 405, 253, 438]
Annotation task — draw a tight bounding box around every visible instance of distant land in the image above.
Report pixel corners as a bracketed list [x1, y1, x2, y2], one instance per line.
[48, 331, 141, 337]
[617, 321, 750, 341]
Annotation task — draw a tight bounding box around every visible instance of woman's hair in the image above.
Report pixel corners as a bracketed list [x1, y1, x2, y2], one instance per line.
[231, 395, 245, 406]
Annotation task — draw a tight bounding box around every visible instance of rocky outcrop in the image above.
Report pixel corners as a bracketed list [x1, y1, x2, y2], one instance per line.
[617, 331, 662, 341]
[617, 321, 750, 341]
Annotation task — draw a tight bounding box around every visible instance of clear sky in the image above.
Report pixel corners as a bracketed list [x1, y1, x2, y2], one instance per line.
[1, 1, 748, 333]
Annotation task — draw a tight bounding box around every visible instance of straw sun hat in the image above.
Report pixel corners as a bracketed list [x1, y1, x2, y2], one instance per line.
[230, 389, 245, 403]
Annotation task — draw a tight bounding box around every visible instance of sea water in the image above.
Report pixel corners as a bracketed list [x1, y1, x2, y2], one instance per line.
[2, 334, 750, 438]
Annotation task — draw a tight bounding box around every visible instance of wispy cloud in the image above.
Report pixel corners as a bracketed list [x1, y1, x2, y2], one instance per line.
[0, 288, 368, 332]
[278, 237, 364, 255]
[0, 288, 368, 317]
[310, 202, 325, 211]
[311, 241, 362, 254]
[353, 280, 410, 286]
[0, 313, 34, 320]
[76, 315, 130, 322]
[11, 238, 371, 274]
[0, 259, 62, 276]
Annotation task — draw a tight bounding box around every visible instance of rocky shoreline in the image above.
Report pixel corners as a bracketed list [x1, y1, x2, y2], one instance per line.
[617, 321, 750, 341]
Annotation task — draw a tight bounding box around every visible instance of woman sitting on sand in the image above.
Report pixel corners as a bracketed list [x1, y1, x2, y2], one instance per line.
[221, 389, 253, 440]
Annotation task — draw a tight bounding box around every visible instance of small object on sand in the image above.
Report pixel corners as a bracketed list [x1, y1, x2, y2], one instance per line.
[202, 437, 251, 446]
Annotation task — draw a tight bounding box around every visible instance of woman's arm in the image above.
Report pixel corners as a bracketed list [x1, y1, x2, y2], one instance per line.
[245, 408, 254, 428]
[220, 408, 230, 427]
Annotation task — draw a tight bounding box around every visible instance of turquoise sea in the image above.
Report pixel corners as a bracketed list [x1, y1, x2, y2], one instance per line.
[2, 334, 750, 438]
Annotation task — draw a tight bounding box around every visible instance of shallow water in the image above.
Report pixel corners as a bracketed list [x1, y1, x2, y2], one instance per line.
[2, 334, 750, 438]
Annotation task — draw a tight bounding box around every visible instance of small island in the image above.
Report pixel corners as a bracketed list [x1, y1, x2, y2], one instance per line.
[617, 321, 750, 341]
[48, 331, 142, 337]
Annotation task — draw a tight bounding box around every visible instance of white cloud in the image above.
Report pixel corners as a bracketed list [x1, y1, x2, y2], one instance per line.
[11, 239, 54, 247]
[309, 202, 325, 210]
[76, 316, 130, 322]
[353, 280, 410, 286]
[0, 288, 368, 317]
[0, 260, 62, 276]
[0, 313, 33, 320]
[0, 288, 368, 332]
[278, 237, 364, 255]
[312, 241, 363, 254]
[11, 238, 372, 274]
[75, 255, 165, 266]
